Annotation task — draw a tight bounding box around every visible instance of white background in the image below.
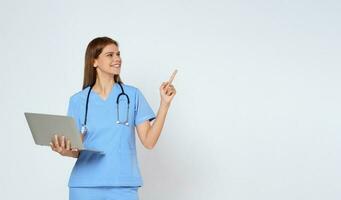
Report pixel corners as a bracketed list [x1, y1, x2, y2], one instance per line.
[0, 0, 340, 199]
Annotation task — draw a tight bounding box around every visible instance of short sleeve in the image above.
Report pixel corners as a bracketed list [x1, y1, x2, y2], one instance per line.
[67, 97, 81, 133]
[134, 88, 156, 126]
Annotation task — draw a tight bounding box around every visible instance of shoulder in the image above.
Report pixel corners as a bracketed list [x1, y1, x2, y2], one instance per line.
[121, 83, 138, 91]
[120, 83, 141, 95]
[69, 86, 91, 104]
[120, 83, 147, 103]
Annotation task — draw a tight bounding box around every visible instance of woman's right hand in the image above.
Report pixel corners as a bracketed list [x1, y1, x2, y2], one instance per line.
[50, 135, 80, 158]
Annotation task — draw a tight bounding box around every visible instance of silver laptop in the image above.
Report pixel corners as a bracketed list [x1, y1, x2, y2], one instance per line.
[24, 112, 104, 154]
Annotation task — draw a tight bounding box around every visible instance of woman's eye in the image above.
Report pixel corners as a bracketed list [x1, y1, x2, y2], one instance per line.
[107, 54, 113, 57]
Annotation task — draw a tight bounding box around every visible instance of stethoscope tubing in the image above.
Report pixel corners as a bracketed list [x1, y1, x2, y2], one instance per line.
[81, 82, 130, 134]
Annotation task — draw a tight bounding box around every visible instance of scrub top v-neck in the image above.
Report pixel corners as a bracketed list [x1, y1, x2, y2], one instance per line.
[66, 83, 156, 187]
[91, 83, 115, 102]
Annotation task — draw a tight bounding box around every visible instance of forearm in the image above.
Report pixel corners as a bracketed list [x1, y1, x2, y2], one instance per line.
[145, 102, 170, 148]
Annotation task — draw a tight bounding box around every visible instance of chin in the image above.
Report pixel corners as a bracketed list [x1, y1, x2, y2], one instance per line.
[105, 71, 120, 76]
[109, 69, 120, 75]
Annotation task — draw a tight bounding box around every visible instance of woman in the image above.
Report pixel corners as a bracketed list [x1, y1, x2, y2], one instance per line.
[49, 36, 176, 200]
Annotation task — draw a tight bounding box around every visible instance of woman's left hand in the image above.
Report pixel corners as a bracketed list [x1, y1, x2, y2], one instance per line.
[160, 82, 176, 105]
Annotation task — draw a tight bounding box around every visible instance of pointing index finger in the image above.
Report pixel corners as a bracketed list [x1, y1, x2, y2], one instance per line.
[168, 69, 178, 85]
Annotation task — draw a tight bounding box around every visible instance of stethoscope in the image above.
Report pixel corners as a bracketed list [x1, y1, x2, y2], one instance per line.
[80, 82, 130, 135]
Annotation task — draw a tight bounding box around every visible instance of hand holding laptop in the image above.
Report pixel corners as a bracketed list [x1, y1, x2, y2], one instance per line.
[50, 134, 80, 158]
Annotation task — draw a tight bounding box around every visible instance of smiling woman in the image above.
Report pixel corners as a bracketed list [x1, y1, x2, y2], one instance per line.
[49, 36, 177, 200]
[83, 37, 123, 91]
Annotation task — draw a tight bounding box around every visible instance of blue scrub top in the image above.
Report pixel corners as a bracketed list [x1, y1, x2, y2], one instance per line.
[67, 83, 156, 187]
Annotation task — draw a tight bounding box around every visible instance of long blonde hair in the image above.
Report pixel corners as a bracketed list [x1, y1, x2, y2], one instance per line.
[82, 37, 123, 89]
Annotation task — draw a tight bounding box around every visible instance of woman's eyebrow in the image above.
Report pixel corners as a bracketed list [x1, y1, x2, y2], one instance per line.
[104, 51, 120, 55]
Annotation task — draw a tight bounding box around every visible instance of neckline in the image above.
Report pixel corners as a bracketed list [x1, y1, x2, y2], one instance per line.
[90, 83, 117, 102]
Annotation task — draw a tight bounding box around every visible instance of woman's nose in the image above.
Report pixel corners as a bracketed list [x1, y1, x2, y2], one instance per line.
[114, 55, 121, 62]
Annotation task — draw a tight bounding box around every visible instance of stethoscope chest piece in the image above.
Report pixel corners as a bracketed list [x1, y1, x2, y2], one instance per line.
[81, 124, 88, 135]
[116, 120, 129, 126]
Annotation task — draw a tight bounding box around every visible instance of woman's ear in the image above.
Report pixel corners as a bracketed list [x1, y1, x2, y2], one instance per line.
[93, 60, 98, 68]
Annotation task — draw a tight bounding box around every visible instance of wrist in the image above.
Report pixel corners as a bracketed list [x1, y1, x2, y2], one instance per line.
[160, 101, 171, 108]
[70, 151, 80, 158]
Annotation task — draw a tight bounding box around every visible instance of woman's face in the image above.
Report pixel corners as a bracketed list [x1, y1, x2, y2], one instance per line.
[94, 44, 121, 76]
